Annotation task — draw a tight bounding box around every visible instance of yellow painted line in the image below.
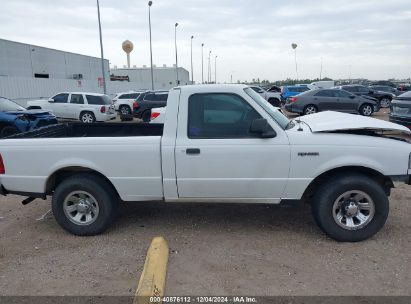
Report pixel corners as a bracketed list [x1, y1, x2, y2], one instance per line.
[134, 236, 169, 304]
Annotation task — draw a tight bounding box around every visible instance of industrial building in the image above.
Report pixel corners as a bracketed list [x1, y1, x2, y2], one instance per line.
[111, 66, 190, 89]
[0, 38, 190, 105]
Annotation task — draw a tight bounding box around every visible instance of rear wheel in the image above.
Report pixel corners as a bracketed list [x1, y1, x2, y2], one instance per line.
[379, 97, 391, 108]
[360, 104, 373, 116]
[303, 105, 317, 115]
[51, 174, 119, 235]
[119, 105, 132, 115]
[80, 111, 96, 123]
[311, 173, 389, 242]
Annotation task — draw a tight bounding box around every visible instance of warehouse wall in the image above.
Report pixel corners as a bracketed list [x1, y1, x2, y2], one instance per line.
[0, 39, 110, 81]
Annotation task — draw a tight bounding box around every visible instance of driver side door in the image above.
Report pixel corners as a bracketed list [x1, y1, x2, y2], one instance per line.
[175, 92, 290, 202]
[49, 93, 69, 117]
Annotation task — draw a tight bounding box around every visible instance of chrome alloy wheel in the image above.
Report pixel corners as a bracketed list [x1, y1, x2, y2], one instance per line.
[380, 98, 391, 108]
[63, 191, 100, 225]
[81, 113, 94, 123]
[362, 105, 373, 116]
[332, 190, 375, 230]
[305, 106, 317, 115]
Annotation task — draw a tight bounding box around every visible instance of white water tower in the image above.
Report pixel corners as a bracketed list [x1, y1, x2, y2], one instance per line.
[122, 40, 134, 68]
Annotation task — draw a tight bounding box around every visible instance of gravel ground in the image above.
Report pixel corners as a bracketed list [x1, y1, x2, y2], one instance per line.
[0, 109, 410, 296]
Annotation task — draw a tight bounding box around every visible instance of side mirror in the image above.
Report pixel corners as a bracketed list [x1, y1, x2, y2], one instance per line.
[369, 90, 374, 94]
[250, 118, 276, 138]
[349, 95, 356, 99]
[48, 98, 54, 103]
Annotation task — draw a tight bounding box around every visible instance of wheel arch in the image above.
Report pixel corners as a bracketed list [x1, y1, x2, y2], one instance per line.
[302, 166, 393, 202]
[45, 166, 121, 200]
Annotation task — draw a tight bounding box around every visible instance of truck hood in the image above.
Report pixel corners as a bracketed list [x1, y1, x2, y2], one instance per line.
[298, 111, 411, 134]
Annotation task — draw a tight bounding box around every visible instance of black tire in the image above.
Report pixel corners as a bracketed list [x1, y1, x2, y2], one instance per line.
[80, 111, 96, 123]
[268, 98, 281, 107]
[359, 103, 374, 116]
[1, 125, 19, 138]
[311, 173, 389, 242]
[51, 174, 119, 236]
[119, 105, 132, 115]
[379, 97, 391, 108]
[142, 110, 151, 122]
[303, 104, 318, 115]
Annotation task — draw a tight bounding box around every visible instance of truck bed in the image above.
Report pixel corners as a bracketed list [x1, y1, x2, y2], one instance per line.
[6, 122, 164, 139]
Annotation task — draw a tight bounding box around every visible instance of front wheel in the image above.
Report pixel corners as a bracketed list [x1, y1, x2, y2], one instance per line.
[311, 173, 389, 242]
[360, 104, 373, 116]
[51, 174, 119, 235]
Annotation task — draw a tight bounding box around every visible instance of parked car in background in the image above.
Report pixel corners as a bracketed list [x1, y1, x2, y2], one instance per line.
[369, 85, 401, 96]
[27, 92, 116, 123]
[280, 85, 311, 102]
[335, 85, 395, 108]
[132, 90, 169, 122]
[112, 91, 145, 115]
[249, 86, 282, 106]
[0, 96, 57, 138]
[284, 89, 379, 116]
[371, 80, 397, 88]
[389, 91, 411, 128]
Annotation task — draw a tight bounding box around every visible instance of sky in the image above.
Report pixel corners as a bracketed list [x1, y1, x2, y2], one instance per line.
[0, 0, 410, 83]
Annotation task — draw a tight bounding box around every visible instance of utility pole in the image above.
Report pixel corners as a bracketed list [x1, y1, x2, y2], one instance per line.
[190, 35, 194, 84]
[208, 50, 211, 83]
[201, 43, 204, 84]
[319, 57, 323, 80]
[214, 55, 217, 84]
[96, 0, 107, 94]
[148, 1, 154, 90]
[174, 23, 179, 85]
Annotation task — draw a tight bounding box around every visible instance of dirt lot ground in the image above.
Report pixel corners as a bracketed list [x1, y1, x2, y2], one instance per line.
[0, 109, 410, 296]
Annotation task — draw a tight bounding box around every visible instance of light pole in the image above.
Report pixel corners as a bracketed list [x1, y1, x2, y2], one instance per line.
[96, 0, 106, 94]
[148, 1, 154, 90]
[174, 23, 179, 86]
[214, 55, 217, 84]
[190, 35, 194, 84]
[291, 43, 298, 80]
[319, 57, 323, 80]
[201, 43, 204, 84]
[208, 50, 211, 83]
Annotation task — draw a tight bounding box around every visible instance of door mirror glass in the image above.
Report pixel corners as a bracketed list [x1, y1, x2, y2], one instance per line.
[250, 118, 276, 138]
[349, 95, 356, 99]
[369, 90, 374, 94]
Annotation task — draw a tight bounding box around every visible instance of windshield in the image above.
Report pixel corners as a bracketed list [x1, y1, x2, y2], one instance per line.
[0, 97, 25, 112]
[244, 87, 291, 129]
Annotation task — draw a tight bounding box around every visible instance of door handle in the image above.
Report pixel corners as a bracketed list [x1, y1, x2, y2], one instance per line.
[186, 148, 200, 155]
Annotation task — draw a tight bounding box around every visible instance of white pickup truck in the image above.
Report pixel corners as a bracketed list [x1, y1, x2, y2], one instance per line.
[1, 84, 410, 242]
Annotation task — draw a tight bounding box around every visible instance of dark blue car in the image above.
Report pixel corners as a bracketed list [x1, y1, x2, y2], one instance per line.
[0, 96, 58, 138]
